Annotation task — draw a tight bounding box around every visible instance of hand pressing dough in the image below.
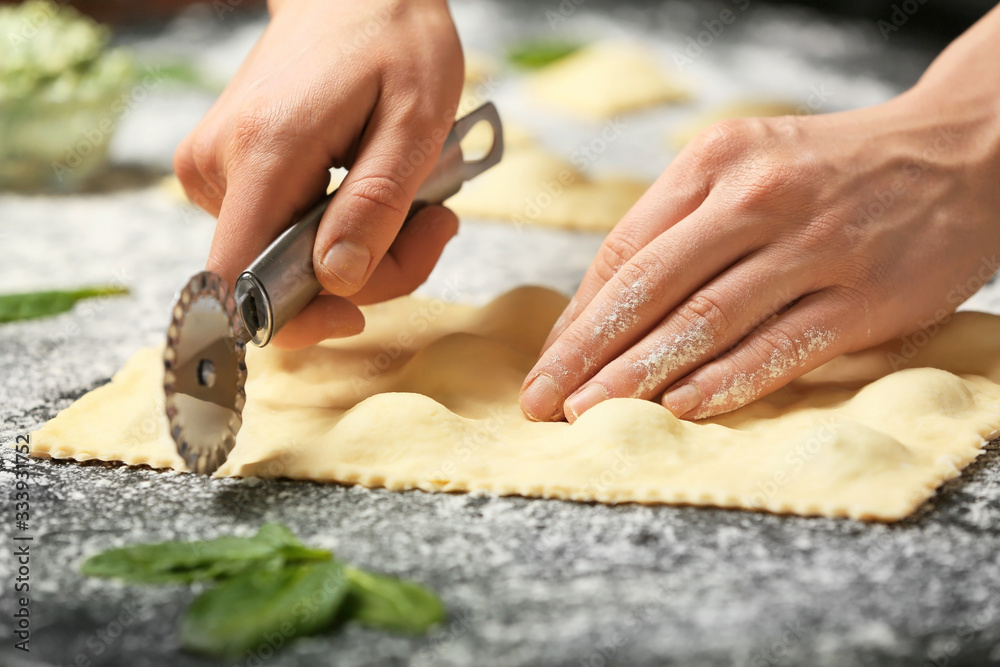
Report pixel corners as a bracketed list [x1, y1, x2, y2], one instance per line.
[449, 146, 648, 231]
[528, 42, 690, 120]
[670, 100, 803, 150]
[29, 287, 1000, 521]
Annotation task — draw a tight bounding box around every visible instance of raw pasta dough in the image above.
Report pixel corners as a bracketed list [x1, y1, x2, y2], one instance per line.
[450, 95, 647, 231]
[528, 42, 690, 120]
[449, 146, 648, 232]
[30, 287, 1000, 521]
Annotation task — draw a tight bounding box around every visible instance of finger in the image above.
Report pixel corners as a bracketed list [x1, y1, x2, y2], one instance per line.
[562, 250, 806, 422]
[171, 17, 334, 220]
[540, 140, 716, 353]
[347, 205, 459, 306]
[270, 295, 366, 350]
[520, 197, 766, 422]
[313, 102, 452, 297]
[173, 133, 226, 217]
[659, 290, 855, 420]
[207, 147, 332, 286]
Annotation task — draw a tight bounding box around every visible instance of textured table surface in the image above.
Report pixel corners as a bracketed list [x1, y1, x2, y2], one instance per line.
[3, 2, 1000, 666]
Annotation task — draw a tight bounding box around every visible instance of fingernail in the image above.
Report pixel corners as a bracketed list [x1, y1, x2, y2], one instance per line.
[662, 383, 702, 418]
[520, 373, 562, 421]
[565, 384, 608, 422]
[321, 239, 371, 288]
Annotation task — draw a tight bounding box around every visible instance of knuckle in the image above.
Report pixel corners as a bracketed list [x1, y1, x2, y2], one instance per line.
[745, 157, 793, 199]
[344, 172, 409, 217]
[187, 136, 227, 203]
[593, 233, 644, 284]
[688, 118, 756, 164]
[229, 104, 289, 159]
[696, 119, 817, 213]
[172, 138, 199, 186]
[189, 132, 220, 176]
[609, 255, 667, 304]
[675, 289, 731, 338]
[731, 154, 803, 212]
[173, 133, 224, 207]
[397, 91, 442, 130]
[543, 327, 595, 379]
[755, 324, 806, 367]
[831, 281, 877, 319]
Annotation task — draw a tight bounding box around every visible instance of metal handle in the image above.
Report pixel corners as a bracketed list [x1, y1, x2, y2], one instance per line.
[234, 102, 503, 347]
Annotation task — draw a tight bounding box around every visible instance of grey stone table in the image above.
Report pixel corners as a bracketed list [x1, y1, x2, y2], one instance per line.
[2, 2, 999, 666]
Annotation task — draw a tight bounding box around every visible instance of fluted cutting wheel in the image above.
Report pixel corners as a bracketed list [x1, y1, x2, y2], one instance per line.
[163, 271, 247, 474]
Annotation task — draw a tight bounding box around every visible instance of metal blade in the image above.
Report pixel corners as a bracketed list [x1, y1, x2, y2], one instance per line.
[164, 271, 247, 474]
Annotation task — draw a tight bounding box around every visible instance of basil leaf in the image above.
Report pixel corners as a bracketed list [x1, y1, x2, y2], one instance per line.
[181, 560, 349, 657]
[81, 524, 446, 658]
[252, 523, 304, 549]
[507, 40, 582, 69]
[0, 285, 128, 323]
[81, 523, 329, 584]
[345, 567, 445, 633]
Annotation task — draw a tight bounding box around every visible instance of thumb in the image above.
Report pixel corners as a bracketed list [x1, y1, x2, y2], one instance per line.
[312, 103, 452, 297]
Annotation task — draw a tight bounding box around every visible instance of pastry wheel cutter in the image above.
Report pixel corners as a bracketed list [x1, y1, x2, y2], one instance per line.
[163, 102, 504, 474]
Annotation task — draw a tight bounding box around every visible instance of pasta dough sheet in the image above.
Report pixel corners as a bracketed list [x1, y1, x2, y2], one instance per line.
[30, 287, 1000, 521]
[528, 42, 691, 119]
[449, 146, 648, 232]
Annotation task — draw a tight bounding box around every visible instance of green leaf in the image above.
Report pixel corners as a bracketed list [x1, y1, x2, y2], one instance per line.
[81, 523, 330, 584]
[345, 567, 445, 633]
[181, 560, 349, 657]
[0, 285, 128, 324]
[507, 40, 583, 69]
[251, 523, 303, 549]
[82, 523, 444, 658]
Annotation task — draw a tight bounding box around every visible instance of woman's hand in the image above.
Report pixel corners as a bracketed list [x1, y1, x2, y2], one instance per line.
[520, 7, 1000, 423]
[174, 0, 464, 349]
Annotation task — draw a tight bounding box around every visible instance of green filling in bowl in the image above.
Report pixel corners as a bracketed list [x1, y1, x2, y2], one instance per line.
[0, 0, 135, 191]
